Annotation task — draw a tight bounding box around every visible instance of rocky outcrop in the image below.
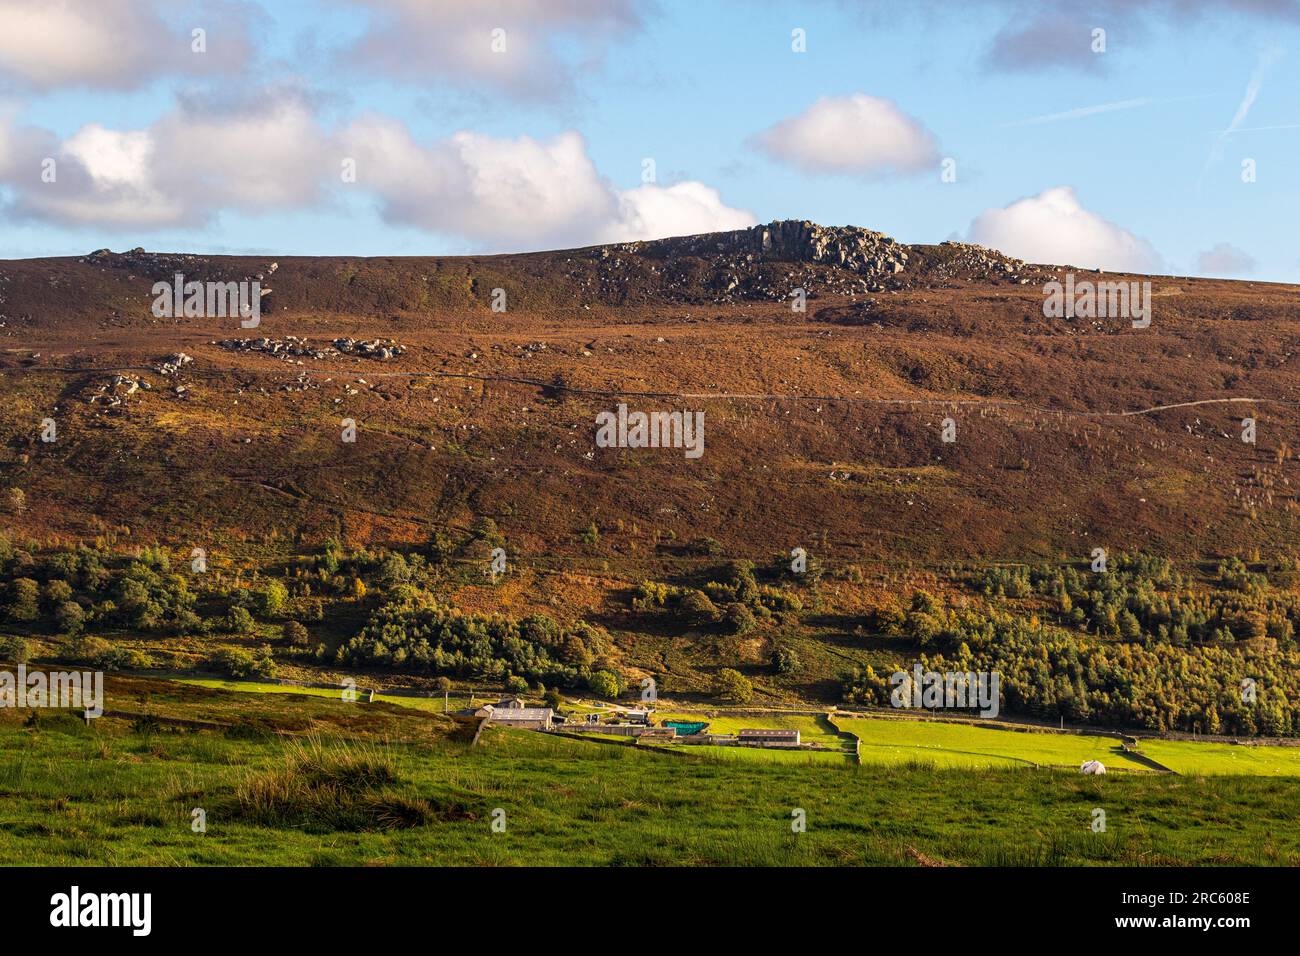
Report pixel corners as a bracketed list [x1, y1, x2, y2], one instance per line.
[618, 219, 909, 277]
[580, 220, 1034, 305]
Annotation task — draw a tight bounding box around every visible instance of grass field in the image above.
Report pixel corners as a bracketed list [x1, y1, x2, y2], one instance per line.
[1139, 738, 1300, 776]
[834, 716, 1149, 771]
[4, 675, 1297, 866]
[179, 679, 475, 715]
[156, 680, 1300, 777]
[833, 715, 1300, 776]
[2, 702, 1298, 866]
[651, 712, 856, 764]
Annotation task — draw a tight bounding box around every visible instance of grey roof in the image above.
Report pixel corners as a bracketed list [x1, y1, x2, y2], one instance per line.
[487, 707, 553, 721]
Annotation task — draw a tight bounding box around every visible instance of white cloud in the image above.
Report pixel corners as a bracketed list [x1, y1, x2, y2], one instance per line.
[63, 126, 153, 189]
[967, 186, 1161, 272]
[606, 181, 756, 243]
[341, 0, 643, 101]
[340, 117, 755, 250]
[1, 93, 334, 227]
[750, 94, 939, 176]
[340, 120, 616, 247]
[150, 93, 334, 209]
[0, 94, 752, 248]
[1195, 242, 1257, 276]
[0, 0, 259, 91]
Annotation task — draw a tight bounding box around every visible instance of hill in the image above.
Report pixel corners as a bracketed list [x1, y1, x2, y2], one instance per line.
[0, 220, 1296, 561]
[2, 221, 1299, 729]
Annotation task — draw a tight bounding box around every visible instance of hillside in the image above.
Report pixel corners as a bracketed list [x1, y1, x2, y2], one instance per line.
[0, 220, 1296, 562]
[2, 222, 1300, 730]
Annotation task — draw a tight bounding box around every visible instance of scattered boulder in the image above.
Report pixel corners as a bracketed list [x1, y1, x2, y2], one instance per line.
[84, 373, 151, 407]
[332, 337, 405, 360]
[154, 352, 193, 375]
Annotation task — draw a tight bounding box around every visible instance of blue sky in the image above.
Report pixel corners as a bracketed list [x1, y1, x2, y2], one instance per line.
[1, 0, 1298, 279]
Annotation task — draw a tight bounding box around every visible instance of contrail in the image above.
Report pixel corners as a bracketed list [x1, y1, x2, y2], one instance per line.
[1201, 47, 1283, 184]
[1214, 123, 1300, 134]
[1002, 94, 1211, 128]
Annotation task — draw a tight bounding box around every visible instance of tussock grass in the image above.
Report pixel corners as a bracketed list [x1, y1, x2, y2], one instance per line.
[231, 736, 431, 832]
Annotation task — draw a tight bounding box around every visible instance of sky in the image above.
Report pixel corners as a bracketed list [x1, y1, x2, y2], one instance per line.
[0, 0, 1298, 279]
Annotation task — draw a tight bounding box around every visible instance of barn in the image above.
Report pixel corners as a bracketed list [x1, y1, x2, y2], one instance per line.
[477, 705, 554, 730]
[738, 728, 801, 747]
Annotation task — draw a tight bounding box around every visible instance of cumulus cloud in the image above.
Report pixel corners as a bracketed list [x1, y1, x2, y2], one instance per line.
[340, 0, 643, 101]
[0, 0, 259, 91]
[0, 91, 334, 227]
[339, 117, 755, 250]
[0, 97, 753, 249]
[750, 94, 939, 176]
[1195, 242, 1257, 276]
[967, 186, 1161, 272]
[606, 181, 756, 243]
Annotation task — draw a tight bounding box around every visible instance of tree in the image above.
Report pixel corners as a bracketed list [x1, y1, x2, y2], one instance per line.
[55, 601, 85, 635]
[714, 668, 753, 703]
[725, 602, 756, 634]
[680, 589, 721, 626]
[470, 516, 502, 546]
[7, 578, 39, 622]
[225, 606, 254, 634]
[207, 646, 275, 679]
[0, 635, 30, 664]
[432, 676, 453, 693]
[561, 633, 594, 666]
[588, 669, 623, 699]
[258, 580, 289, 617]
[543, 686, 563, 709]
[379, 553, 410, 587]
[282, 620, 309, 647]
[505, 674, 529, 694]
[772, 645, 801, 674]
[207, 648, 253, 676]
[43, 579, 74, 607]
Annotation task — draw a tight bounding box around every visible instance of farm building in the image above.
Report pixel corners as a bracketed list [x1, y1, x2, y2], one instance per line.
[477, 705, 553, 730]
[738, 728, 801, 747]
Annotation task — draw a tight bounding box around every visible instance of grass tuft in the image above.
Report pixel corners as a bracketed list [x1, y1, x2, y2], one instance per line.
[231, 735, 430, 832]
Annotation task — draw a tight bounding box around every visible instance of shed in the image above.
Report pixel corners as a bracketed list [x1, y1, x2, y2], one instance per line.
[738, 728, 800, 746]
[483, 706, 553, 730]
